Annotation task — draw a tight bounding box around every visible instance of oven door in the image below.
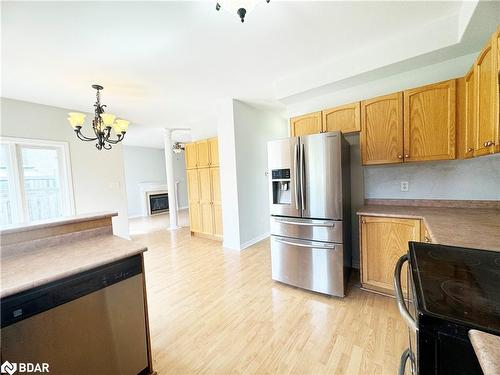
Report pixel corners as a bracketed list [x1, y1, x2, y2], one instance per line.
[394, 254, 418, 375]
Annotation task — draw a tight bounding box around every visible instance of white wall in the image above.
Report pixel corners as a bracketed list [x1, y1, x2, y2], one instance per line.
[217, 99, 241, 249]
[233, 100, 288, 247]
[123, 145, 189, 218]
[123, 146, 167, 217]
[1, 98, 130, 238]
[217, 99, 288, 250]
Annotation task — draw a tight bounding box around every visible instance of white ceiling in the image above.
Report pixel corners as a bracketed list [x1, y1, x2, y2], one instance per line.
[1, 1, 497, 148]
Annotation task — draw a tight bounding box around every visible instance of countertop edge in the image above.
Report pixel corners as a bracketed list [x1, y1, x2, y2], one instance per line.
[469, 330, 500, 375]
[0, 211, 118, 235]
[0, 245, 147, 299]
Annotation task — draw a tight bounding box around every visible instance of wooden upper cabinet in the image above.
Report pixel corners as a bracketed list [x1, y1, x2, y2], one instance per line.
[360, 93, 403, 165]
[360, 216, 420, 295]
[457, 72, 476, 159]
[290, 111, 322, 137]
[196, 140, 210, 167]
[208, 138, 219, 166]
[474, 28, 499, 156]
[185, 143, 198, 169]
[322, 102, 361, 134]
[403, 79, 456, 162]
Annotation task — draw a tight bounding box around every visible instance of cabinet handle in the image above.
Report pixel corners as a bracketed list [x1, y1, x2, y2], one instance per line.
[467, 147, 474, 153]
[424, 236, 431, 243]
[397, 154, 403, 159]
[489, 141, 495, 147]
[404, 154, 410, 158]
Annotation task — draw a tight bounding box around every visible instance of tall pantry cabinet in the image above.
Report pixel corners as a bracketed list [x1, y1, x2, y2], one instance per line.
[185, 138, 223, 241]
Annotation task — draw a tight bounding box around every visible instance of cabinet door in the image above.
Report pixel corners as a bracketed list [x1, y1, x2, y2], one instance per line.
[360, 93, 403, 165]
[210, 167, 223, 238]
[404, 80, 456, 161]
[185, 143, 198, 169]
[196, 140, 210, 168]
[186, 169, 200, 202]
[457, 71, 476, 159]
[360, 216, 420, 295]
[186, 169, 201, 233]
[198, 168, 213, 235]
[189, 203, 202, 233]
[208, 138, 219, 166]
[474, 40, 497, 156]
[322, 102, 361, 134]
[496, 27, 500, 154]
[474, 27, 500, 155]
[290, 111, 322, 136]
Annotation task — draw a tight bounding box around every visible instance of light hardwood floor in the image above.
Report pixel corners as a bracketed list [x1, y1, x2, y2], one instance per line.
[131, 216, 408, 375]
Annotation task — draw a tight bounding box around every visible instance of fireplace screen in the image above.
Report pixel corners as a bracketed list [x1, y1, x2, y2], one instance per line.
[149, 193, 169, 214]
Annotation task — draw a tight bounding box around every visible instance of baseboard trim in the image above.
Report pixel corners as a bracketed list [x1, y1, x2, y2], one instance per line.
[239, 232, 270, 251]
[128, 214, 145, 219]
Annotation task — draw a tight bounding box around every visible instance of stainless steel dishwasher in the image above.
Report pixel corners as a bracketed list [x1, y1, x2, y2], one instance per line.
[1, 255, 151, 375]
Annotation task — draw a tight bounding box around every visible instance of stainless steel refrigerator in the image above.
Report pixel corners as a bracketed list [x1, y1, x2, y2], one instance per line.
[268, 131, 351, 297]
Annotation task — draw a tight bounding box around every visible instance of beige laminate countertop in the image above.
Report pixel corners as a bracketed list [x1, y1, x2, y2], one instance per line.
[469, 330, 500, 375]
[0, 233, 147, 299]
[357, 205, 500, 251]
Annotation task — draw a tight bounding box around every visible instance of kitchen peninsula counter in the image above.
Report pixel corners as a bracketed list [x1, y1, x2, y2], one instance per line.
[0, 212, 147, 298]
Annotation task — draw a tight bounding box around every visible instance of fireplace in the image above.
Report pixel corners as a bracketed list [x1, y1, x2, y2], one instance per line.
[148, 193, 169, 215]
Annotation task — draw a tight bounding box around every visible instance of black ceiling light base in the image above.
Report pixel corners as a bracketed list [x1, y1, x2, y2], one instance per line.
[237, 8, 246, 23]
[91, 84, 103, 91]
[215, 1, 269, 23]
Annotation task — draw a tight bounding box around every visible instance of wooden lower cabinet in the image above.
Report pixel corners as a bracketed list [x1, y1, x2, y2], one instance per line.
[360, 216, 421, 296]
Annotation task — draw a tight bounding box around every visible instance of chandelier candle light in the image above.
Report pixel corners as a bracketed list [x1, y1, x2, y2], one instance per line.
[67, 84, 129, 150]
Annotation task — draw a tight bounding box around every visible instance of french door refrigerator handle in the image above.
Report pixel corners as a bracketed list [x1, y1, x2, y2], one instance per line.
[394, 254, 418, 333]
[275, 238, 336, 249]
[294, 143, 300, 210]
[274, 219, 335, 227]
[300, 143, 305, 210]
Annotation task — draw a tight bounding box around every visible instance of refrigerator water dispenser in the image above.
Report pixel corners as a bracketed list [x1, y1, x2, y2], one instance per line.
[271, 169, 291, 205]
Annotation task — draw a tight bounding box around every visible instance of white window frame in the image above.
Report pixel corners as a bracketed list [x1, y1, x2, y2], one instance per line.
[0, 136, 75, 225]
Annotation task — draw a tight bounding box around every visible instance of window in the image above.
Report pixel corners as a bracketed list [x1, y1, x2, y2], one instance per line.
[0, 138, 74, 228]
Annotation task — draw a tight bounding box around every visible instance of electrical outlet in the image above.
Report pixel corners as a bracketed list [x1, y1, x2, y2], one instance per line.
[400, 181, 409, 192]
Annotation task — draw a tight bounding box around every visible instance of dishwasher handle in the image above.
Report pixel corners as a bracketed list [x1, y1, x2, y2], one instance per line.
[394, 254, 417, 332]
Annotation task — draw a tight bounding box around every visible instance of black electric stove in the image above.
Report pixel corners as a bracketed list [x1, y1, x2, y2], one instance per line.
[403, 242, 500, 375]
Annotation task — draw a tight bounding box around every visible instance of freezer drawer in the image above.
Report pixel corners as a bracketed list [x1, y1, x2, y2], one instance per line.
[270, 216, 343, 243]
[271, 235, 345, 297]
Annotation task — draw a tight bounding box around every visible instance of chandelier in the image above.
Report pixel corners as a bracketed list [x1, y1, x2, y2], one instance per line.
[67, 85, 129, 150]
[216, 0, 270, 23]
